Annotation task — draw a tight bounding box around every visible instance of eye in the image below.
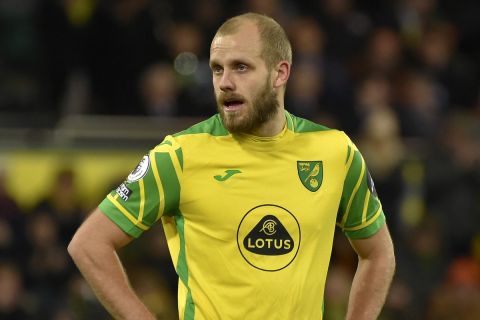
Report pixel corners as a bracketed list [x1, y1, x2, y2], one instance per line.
[211, 65, 223, 75]
[237, 64, 248, 72]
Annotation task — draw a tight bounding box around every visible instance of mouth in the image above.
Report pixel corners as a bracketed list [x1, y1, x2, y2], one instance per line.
[223, 98, 245, 111]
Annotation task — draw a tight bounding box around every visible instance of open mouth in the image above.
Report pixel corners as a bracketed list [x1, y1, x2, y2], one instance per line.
[223, 98, 245, 111]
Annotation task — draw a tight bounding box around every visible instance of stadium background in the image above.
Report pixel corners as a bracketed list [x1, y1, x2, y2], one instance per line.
[0, 0, 479, 319]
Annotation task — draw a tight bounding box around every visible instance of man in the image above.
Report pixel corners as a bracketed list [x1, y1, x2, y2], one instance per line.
[68, 13, 395, 320]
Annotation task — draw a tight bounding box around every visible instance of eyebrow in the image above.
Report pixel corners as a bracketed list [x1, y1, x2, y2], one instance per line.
[209, 59, 220, 68]
[209, 58, 254, 68]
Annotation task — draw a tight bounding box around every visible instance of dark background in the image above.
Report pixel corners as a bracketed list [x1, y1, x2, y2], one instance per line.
[0, 0, 479, 319]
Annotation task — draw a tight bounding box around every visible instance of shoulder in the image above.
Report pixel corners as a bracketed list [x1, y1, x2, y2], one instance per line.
[154, 114, 228, 155]
[287, 112, 332, 133]
[173, 114, 229, 138]
[288, 112, 351, 144]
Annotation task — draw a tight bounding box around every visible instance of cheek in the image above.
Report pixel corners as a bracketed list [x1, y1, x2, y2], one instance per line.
[212, 83, 221, 97]
[249, 81, 267, 99]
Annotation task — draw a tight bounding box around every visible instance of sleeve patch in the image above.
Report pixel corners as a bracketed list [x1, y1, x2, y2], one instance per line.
[115, 183, 133, 201]
[127, 155, 150, 183]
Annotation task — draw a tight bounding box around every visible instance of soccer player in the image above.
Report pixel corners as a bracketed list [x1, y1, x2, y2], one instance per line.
[68, 13, 395, 320]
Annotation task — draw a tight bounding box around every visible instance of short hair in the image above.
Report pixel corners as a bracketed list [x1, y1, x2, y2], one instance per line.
[215, 13, 292, 70]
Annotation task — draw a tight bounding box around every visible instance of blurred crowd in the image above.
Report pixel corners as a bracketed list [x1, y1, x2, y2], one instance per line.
[1, 0, 479, 319]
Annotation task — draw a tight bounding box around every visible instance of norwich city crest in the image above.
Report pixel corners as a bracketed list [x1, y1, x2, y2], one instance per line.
[297, 161, 323, 192]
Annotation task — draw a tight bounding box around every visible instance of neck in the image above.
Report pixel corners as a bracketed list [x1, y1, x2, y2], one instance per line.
[250, 106, 286, 137]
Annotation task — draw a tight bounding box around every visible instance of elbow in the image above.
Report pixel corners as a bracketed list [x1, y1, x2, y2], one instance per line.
[67, 232, 85, 263]
[67, 236, 78, 260]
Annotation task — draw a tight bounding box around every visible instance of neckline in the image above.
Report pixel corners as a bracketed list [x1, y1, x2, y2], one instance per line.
[235, 121, 288, 142]
[230, 111, 295, 151]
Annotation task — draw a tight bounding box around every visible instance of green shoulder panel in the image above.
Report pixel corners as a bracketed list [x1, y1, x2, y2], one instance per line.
[287, 112, 333, 133]
[173, 114, 229, 137]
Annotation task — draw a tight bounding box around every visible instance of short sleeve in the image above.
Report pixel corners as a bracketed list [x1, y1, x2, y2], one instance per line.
[336, 137, 386, 239]
[99, 135, 183, 238]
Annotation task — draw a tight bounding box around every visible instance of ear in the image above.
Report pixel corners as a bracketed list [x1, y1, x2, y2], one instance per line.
[273, 61, 291, 89]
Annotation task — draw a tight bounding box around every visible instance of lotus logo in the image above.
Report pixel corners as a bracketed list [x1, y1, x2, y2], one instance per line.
[237, 205, 301, 271]
[260, 219, 277, 235]
[243, 215, 294, 256]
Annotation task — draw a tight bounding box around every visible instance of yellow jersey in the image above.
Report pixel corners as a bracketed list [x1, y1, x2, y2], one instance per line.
[99, 111, 386, 320]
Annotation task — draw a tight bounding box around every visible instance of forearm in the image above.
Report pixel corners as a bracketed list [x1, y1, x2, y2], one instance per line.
[345, 254, 395, 320]
[68, 239, 155, 319]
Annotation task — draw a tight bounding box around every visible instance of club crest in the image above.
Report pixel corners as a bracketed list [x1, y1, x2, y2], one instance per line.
[297, 161, 323, 192]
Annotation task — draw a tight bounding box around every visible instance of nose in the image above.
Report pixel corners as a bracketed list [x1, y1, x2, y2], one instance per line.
[219, 70, 235, 92]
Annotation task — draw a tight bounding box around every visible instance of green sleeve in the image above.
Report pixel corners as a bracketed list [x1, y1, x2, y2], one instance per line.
[337, 142, 386, 239]
[99, 136, 183, 238]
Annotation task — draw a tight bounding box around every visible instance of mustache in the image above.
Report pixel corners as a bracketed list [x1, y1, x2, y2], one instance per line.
[217, 93, 246, 103]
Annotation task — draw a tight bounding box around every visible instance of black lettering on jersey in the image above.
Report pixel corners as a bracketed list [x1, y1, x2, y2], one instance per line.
[243, 215, 294, 255]
[116, 183, 133, 201]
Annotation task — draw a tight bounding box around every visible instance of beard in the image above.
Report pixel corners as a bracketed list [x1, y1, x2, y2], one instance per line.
[216, 77, 279, 134]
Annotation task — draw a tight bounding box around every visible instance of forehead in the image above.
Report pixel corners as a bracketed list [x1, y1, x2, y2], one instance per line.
[210, 22, 263, 63]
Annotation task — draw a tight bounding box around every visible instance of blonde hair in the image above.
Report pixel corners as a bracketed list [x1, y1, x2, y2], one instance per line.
[215, 13, 292, 70]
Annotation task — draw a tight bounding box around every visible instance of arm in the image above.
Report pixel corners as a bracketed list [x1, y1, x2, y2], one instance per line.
[67, 207, 155, 320]
[345, 224, 395, 320]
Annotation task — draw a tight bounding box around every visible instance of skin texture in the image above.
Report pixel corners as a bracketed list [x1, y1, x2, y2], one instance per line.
[67, 208, 155, 319]
[68, 16, 395, 320]
[347, 225, 396, 320]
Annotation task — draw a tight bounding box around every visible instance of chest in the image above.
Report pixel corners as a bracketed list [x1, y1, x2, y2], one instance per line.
[178, 142, 344, 235]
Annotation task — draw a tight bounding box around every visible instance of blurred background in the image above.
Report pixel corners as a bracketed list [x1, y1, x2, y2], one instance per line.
[0, 0, 479, 319]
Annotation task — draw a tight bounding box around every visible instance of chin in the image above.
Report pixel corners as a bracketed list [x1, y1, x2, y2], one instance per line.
[222, 115, 253, 134]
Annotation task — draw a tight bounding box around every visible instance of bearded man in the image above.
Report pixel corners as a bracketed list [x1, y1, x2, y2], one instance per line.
[69, 13, 395, 320]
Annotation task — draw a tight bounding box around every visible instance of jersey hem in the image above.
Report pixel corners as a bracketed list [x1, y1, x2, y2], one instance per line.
[343, 212, 386, 239]
[99, 198, 145, 238]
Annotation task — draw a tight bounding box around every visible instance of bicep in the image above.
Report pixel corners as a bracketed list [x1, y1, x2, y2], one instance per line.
[71, 207, 134, 250]
[348, 224, 394, 260]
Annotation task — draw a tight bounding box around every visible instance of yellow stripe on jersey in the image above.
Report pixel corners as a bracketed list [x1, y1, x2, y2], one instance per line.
[342, 205, 383, 231]
[150, 138, 183, 221]
[106, 194, 149, 230]
[139, 179, 145, 222]
[168, 148, 182, 186]
[345, 145, 354, 167]
[337, 141, 354, 228]
[149, 149, 166, 221]
[362, 191, 371, 224]
[341, 156, 365, 226]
